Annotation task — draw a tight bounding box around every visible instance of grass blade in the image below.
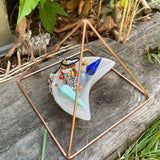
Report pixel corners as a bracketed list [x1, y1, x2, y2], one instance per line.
[123, 118, 160, 159]
[41, 127, 48, 160]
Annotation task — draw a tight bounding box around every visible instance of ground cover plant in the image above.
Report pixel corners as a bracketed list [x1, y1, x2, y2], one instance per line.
[17, 0, 67, 33]
[120, 117, 160, 160]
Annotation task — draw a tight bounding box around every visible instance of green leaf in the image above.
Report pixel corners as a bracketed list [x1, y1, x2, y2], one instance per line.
[154, 139, 159, 151]
[40, 0, 46, 9]
[17, 0, 40, 24]
[121, 0, 129, 8]
[122, 118, 160, 159]
[39, 0, 67, 33]
[141, 117, 160, 141]
[110, 1, 115, 8]
[140, 134, 160, 155]
[130, 130, 160, 156]
[44, 0, 67, 16]
[39, 7, 56, 33]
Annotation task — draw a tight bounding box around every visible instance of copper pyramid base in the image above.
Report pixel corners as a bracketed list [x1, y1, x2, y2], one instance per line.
[17, 19, 150, 159]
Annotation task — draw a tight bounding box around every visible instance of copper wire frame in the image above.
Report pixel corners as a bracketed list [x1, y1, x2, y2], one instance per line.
[17, 19, 150, 159]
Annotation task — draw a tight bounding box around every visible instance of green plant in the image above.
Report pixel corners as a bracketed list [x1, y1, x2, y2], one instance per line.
[17, 0, 67, 33]
[147, 49, 160, 66]
[41, 126, 47, 160]
[121, 117, 160, 160]
[110, 1, 115, 8]
[120, 0, 129, 8]
[110, 0, 129, 8]
[142, 18, 160, 66]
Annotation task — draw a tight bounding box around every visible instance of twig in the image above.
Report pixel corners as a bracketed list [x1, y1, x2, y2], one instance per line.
[136, 0, 160, 16]
[0, 67, 6, 72]
[97, 0, 102, 17]
[118, 0, 142, 44]
[39, 39, 42, 57]
[44, 37, 47, 55]
[123, 0, 132, 40]
[118, 0, 128, 42]
[134, 14, 152, 21]
[29, 43, 34, 62]
[17, 51, 21, 69]
[5, 60, 11, 76]
[0, 45, 73, 78]
[0, 44, 80, 83]
[0, 70, 4, 74]
[140, 0, 152, 14]
[0, 73, 21, 83]
[152, 54, 160, 64]
[39, 23, 42, 57]
[123, 0, 141, 44]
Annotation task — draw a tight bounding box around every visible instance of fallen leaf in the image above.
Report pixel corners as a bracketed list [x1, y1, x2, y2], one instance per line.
[98, 16, 117, 33]
[66, 0, 79, 13]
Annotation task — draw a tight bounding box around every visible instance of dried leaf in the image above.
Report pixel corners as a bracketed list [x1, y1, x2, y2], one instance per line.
[66, 0, 79, 13]
[93, 19, 103, 30]
[98, 16, 117, 33]
[59, 0, 68, 9]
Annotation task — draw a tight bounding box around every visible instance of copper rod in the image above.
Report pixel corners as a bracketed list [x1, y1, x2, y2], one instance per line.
[54, 22, 83, 52]
[87, 20, 149, 97]
[87, 49, 98, 56]
[20, 46, 56, 80]
[17, 19, 150, 160]
[23, 49, 89, 80]
[70, 94, 150, 159]
[20, 22, 83, 81]
[17, 79, 67, 157]
[111, 67, 145, 94]
[87, 49, 145, 94]
[18, 65, 150, 159]
[68, 20, 87, 156]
